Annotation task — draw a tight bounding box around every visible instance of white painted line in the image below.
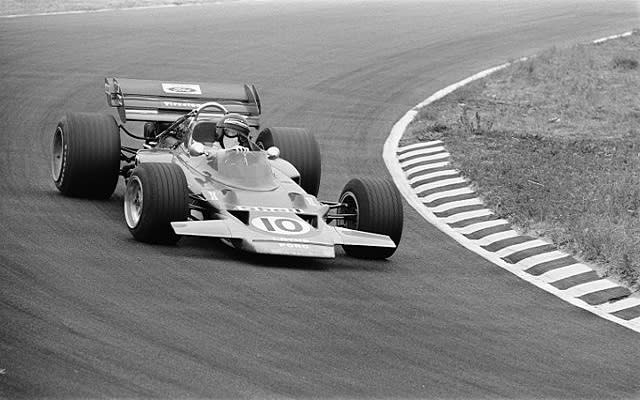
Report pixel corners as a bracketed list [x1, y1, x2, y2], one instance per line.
[456, 219, 510, 235]
[404, 161, 451, 176]
[444, 209, 493, 224]
[420, 187, 476, 204]
[473, 230, 521, 247]
[397, 140, 443, 153]
[398, 146, 446, 161]
[409, 169, 460, 185]
[494, 239, 550, 258]
[514, 251, 568, 270]
[413, 177, 467, 192]
[430, 198, 484, 213]
[596, 296, 640, 314]
[383, 31, 640, 333]
[563, 279, 620, 298]
[1, 0, 274, 19]
[2, 3, 193, 18]
[400, 152, 450, 169]
[593, 31, 633, 44]
[539, 263, 594, 283]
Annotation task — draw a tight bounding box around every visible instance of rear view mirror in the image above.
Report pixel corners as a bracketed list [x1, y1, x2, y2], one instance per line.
[266, 146, 280, 159]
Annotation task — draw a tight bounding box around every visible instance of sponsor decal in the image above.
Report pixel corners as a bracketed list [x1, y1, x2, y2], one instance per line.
[236, 205, 303, 213]
[250, 216, 311, 235]
[163, 101, 201, 109]
[162, 83, 202, 95]
[269, 248, 308, 256]
[203, 191, 218, 201]
[278, 243, 309, 249]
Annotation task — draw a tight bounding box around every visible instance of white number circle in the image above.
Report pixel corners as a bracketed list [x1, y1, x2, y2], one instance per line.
[251, 216, 310, 235]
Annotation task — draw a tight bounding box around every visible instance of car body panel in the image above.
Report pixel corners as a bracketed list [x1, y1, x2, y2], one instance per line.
[154, 150, 396, 258]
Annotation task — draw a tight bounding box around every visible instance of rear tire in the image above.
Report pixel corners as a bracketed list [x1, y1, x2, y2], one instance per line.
[339, 177, 403, 259]
[124, 163, 189, 244]
[51, 112, 121, 199]
[256, 127, 321, 196]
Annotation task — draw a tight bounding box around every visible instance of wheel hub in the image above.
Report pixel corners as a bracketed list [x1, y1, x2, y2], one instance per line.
[51, 127, 64, 182]
[338, 191, 359, 230]
[124, 176, 144, 228]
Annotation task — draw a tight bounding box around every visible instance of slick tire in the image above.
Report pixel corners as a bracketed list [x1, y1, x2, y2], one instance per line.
[124, 163, 189, 244]
[256, 127, 321, 196]
[51, 112, 121, 199]
[339, 177, 403, 259]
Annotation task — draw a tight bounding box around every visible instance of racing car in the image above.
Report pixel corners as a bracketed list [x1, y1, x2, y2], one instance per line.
[51, 78, 403, 259]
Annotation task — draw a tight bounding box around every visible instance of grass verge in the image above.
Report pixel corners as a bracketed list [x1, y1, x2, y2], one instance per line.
[401, 30, 640, 291]
[0, 0, 225, 16]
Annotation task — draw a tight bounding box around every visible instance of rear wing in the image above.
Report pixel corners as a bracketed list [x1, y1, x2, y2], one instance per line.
[104, 77, 262, 127]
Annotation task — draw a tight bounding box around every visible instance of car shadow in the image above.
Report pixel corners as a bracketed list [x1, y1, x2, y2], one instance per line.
[173, 236, 393, 272]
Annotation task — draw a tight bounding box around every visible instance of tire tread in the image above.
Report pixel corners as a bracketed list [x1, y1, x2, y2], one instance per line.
[54, 112, 121, 199]
[340, 177, 403, 259]
[127, 163, 189, 244]
[257, 127, 321, 195]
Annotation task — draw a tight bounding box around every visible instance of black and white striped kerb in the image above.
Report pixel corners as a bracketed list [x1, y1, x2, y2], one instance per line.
[396, 139, 640, 326]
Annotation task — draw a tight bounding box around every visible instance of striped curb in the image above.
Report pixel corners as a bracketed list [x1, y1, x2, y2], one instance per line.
[383, 31, 640, 334]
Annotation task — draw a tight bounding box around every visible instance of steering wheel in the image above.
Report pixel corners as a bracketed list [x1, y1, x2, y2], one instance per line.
[193, 102, 229, 121]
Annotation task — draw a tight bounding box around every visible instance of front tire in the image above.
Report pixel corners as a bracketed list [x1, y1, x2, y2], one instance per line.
[52, 112, 121, 199]
[339, 177, 403, 259]
[256, 127, 321, 196]
[124, 163, 189, 244]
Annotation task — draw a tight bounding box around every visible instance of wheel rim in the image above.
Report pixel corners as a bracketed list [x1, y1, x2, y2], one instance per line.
[124, 176, 144, 228]
[51, 127, 64, 182]
[339, 191, 359, 230]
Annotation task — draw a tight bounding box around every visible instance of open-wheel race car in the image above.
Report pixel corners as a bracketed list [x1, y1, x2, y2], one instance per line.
[51, 78, 403, 259]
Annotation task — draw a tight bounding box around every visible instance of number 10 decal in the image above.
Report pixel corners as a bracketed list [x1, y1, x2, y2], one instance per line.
[250, 216, 311, 235]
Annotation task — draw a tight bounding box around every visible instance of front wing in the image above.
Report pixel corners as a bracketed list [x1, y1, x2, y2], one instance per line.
[170, 217, 395, 258]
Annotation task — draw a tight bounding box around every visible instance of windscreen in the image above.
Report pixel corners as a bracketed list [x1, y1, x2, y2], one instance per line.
[215, 151, 277, 190]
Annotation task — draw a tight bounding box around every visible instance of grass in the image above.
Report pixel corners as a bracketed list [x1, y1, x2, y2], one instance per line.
[402, 30, 640, 291]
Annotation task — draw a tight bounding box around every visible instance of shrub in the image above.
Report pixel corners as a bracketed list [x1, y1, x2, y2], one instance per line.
[612, 56, 638, 70]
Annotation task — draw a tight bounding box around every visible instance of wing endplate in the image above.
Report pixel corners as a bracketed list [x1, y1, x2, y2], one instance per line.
[331, 227, 396, 248]
[171, 220, 237, 238]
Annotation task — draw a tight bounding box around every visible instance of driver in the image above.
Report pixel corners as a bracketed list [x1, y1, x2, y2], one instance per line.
[215, 114, 252, 152]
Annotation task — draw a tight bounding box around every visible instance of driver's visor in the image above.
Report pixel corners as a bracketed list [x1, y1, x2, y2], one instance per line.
[224, 128, 239, 138]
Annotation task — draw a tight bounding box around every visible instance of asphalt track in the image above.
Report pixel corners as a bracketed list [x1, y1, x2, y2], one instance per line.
[1, 1, 639, 398]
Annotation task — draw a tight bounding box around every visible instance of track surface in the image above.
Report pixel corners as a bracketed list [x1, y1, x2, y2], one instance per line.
[1, 1, 639, 398]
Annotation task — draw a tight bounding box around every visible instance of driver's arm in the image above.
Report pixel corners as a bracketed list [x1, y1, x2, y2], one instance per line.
[226, 144, 249, 153]
[204, 141, 223, 158]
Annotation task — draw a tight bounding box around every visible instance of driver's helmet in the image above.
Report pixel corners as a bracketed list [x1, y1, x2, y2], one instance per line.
[216, 114, 251, 148]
